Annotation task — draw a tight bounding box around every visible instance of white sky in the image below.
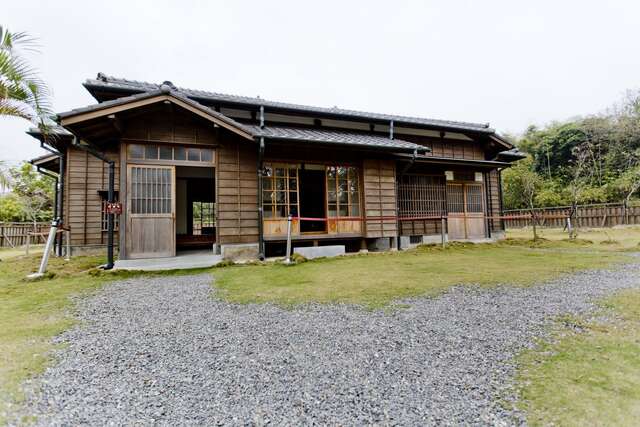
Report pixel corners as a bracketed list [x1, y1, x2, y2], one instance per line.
[2, 0, 640, 165]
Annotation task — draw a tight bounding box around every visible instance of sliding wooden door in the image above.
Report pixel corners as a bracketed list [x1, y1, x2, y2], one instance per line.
[446, 182, 485, 240]
[126, 165, 175, 259]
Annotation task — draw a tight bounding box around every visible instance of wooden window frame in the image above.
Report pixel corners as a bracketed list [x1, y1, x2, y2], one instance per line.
[397, 174, 446, 218]
[326, 165, 361, 218]
[127, 143, 215, 167]
[262, 163, 300, 219]
[128, 165, 174, 217]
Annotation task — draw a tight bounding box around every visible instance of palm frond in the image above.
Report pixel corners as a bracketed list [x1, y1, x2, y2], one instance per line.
[0, 26, 53, 132]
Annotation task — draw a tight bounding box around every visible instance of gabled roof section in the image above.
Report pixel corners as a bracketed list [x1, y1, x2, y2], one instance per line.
[58, 86, 256, 140]
[84, 74, 497, 134]
[30, 152, 60, 173]
[249, 125, 429, 153]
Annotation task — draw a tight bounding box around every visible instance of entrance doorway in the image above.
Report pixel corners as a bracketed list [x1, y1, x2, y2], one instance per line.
[126, 165, 175, 259]
[299, 167, 326, 233]
[175, 166, 215, 251]
[446, 182, 486, 240]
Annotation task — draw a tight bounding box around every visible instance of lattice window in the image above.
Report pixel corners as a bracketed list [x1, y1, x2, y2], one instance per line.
[262, 164, 299, 218]
[465, 184, 484, 213]
[446, 183, 483, 214]
[398, 174, 446, 218]
[128, 143, 214, 163]
[130, 167, 172, 214]
[327, 166, 360, 217]
[192, 201, 216, 235]
[446, 183, 465, 213]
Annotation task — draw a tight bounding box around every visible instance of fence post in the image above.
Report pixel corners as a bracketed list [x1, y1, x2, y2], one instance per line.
[441, 216, 447, 248]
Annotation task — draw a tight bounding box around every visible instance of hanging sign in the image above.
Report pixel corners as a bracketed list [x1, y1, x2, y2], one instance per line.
[105, 202, 123, 215]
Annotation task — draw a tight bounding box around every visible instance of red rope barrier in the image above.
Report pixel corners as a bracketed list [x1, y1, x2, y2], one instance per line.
[287, 214, 570, 222]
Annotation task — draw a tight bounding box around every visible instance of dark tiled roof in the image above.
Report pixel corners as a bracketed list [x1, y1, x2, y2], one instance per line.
[57, 87, 256, 138]
[84, 74, 495, 134]
[55, 86, 429, 153]
[251, 125, 428, 153]
[494, 148, 527, 162]
[27, 125, 72, 137]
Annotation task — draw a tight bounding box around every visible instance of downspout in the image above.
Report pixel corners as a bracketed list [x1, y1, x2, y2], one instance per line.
[58, 153, 65, 256]
[484, 171, 492, 239]
[497, 168, 505, 232]
[71, 137, 115, 269]
[257, 106, 266, 260]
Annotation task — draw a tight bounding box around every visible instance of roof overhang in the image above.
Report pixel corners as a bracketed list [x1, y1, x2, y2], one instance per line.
[488, 134, 514, 150]
[253, 125, 430, 154]
[30, 153, 60, 173]
[82, 75, 499, 135]
[58, 88, 255, 141]
[396, 153, 512, 168]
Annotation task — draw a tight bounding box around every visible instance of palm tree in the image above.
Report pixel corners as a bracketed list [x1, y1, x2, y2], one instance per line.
[0, 26, 52, 132]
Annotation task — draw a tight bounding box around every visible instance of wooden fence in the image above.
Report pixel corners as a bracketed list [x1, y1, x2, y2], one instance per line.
[503, 202, 640, 229]
[0, 222, 51, 248]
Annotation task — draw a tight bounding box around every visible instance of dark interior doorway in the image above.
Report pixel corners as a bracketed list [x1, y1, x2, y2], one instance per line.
[176, 166, 215, 251]
[299, 168, 326, 233]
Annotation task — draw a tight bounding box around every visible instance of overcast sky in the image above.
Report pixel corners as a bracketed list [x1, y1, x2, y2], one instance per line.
[2, 0, 640, 164]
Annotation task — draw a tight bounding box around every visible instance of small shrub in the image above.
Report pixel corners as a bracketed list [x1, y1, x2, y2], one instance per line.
[290, 253, 307, 264]
[215, 259, 235, 268]
[599, 240, 620, 245]
[561, 238, 593, 245]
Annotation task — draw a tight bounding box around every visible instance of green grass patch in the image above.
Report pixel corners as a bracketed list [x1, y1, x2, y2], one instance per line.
[213, 241, 628, 308]
[508, 226, 640, 251]
[0, 253, 111, 422]
[517, 289, 640, 426]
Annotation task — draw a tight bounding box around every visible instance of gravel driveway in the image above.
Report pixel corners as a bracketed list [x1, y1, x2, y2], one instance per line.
[18, 259, 640, 426]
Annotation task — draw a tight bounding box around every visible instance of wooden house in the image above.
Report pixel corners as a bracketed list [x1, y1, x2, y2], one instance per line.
[29, 74, 523, 263]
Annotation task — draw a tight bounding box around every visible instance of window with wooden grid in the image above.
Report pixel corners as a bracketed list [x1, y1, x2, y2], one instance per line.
[446, 183, 465, 213]
[465, 184, 484, 213]
[262, 164, 299, 218]
[128, 143, 214, 163]
[327, 166, 360, 217]
[398, 174, 446, 218]
[130, 167, 172, 215]
[192, 201, 216, 235]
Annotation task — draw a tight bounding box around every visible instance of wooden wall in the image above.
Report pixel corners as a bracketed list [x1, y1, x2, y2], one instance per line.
[396, 134, 485, 160]
[122, 108, 217, 145]
[363, 159, 397, 238]
[486, 169, 503, 233]
[216, 136, 259, 244]
[65, 145, 120, 246]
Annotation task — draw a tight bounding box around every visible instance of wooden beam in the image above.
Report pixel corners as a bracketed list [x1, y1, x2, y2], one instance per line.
[107, 114, 124, 135]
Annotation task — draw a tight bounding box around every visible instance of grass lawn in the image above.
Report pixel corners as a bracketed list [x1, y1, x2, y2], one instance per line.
[508, 225, 640, 251]
[0, 251, 109, 422]
[0, 227, 637, 422]
[517, 289, 640, 426]
[213, 236, 631, 308]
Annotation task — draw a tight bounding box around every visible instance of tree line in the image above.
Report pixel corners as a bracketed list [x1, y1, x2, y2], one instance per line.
[503, 90, 640, 211]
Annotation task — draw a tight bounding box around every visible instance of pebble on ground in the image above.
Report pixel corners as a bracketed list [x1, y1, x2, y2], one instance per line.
[15, 259, 640, 426]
